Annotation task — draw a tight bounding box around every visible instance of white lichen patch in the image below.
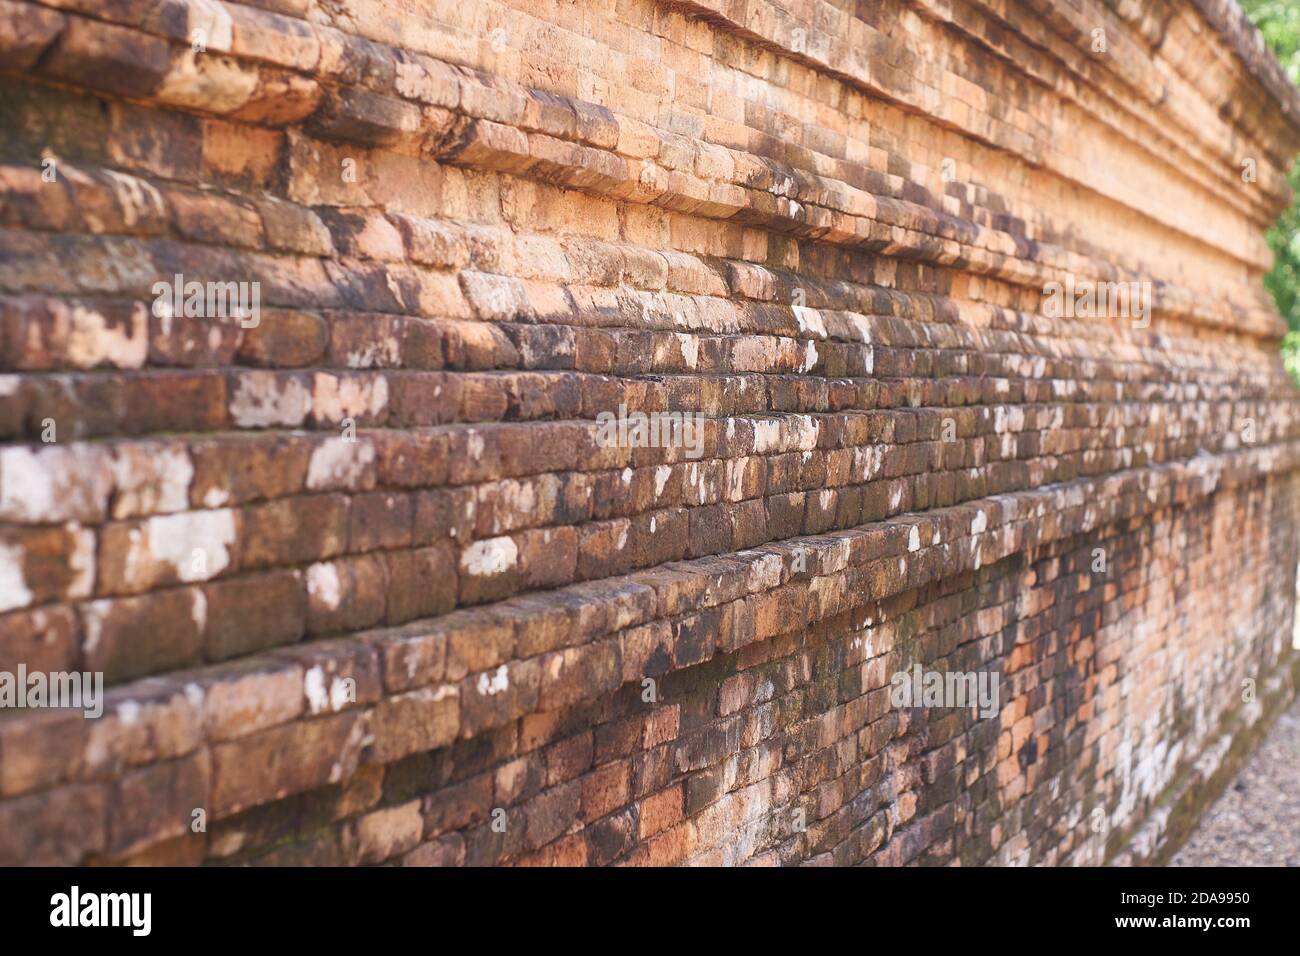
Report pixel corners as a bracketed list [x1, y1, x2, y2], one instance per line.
[202, 485, 230, 509]
[485, 479, 536, 533]
[117, 700, 141, 726]
[306, 562, 342, 610]
[0, 445, 114, 523]
[345, 331, 402, 368]
[330, 676, 353, 711]
[189, 589, 208, 631]
[230, 372, 311, 427]
[111, 443, 193, 518]
[81, 600, 106, 656]
[791, 416, 820, 451]
[306, 437, 375, 490]
[191, 0, 234, 50]
[311, 373, 389, 422]
[749, 552, 785, 590]
[752, 418, 782, 454]
[728, 459, 747, 500]
[67, 526, 95, 599]
[0, 541, 32, 612]
[66, 302, 148, 369]
[856, 445, 883, 481]
[792, 305, 827, 337]
[102, 170, 165, 229]
[305, 666, 354, 716]
[476, 665, 509, 696]
[993, 406, 1009, 434]
[460, 536, 517, 576]
[144, 510, 236, 583]
[801, 341, 818, 373]
[677, 333, 700, 369]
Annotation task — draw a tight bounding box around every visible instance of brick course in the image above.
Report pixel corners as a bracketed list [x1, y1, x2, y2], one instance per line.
[0, 0, 1299, 865]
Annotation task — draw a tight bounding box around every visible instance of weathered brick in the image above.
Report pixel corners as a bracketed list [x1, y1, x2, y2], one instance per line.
[210, 712, 367, 816]
[42, 18, 170, 99]
[0, 0, 1297, 874]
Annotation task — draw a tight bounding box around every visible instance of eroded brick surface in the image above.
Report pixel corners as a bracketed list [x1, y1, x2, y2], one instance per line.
[0, 0, 1298, 865]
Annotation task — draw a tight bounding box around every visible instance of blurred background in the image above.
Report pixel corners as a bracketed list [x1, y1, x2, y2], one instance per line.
[1242, 0, 1300, 380]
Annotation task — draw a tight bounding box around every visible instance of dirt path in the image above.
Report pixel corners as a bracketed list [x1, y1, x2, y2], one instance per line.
[1170, 699, 1300, 866]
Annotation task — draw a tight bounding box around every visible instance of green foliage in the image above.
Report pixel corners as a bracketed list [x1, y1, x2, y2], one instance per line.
[1240, 0, 1300, 359]
[1284, 329, 1300, 381]
[1240, 1, 1300, 85]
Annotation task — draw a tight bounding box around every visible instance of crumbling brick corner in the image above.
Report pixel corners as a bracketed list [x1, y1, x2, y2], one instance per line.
[1, 0, 1300, 866]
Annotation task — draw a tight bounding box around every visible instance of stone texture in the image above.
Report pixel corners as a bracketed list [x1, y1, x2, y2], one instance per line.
[0, 0, 1298, 868]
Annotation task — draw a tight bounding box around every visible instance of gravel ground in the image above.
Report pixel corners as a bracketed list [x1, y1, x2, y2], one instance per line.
[1170, 700, 1300, 866]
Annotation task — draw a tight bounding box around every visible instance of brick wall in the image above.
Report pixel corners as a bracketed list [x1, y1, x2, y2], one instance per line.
[1, 0, 1299, 865]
